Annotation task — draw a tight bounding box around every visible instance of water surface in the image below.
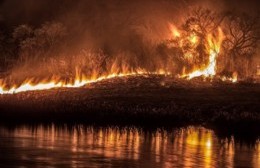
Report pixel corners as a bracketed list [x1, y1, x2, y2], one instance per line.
[0, 125, 259, 168]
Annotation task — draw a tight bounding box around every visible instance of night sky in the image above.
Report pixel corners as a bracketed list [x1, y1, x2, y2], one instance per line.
[0, 0, 258, 27]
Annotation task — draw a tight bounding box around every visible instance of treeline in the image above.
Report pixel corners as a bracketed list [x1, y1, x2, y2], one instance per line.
[0, 22, 109, 78]
[0, 7, 259, 79]
[0, 22, 67, 70]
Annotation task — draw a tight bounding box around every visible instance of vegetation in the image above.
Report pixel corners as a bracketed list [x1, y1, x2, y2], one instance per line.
[159, 8, 260, 78]
[0, 75, 259, 128]
[0, 7, 258, 80]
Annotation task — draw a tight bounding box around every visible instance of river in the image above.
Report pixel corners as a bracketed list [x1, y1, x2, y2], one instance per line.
[0, 125, 259, 168]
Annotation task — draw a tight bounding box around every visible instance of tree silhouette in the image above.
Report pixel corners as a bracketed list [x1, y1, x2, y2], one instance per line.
[222, 13, 260, 77]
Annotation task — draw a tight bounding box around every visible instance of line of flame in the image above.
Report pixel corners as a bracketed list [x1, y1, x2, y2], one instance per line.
[0, 69, 169, 94]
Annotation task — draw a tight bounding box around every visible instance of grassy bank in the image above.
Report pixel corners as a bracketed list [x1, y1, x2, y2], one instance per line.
[0, 75, 259, 134]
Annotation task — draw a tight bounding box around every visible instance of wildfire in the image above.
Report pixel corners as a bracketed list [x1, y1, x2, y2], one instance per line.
[169, 24, 238, 82]
[0, 24, 239, 95]
[182, 28, 224, 79]
[0, 69, 170, 94]
[221, 72, 238, 83]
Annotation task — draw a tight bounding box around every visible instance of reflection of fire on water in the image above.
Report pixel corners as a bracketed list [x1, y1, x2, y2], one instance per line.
[2, 126, 258, 167]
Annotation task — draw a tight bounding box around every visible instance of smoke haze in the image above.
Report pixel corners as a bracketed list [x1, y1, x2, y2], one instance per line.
[0, 0, 258, 50]
[0, 0, 258, 81]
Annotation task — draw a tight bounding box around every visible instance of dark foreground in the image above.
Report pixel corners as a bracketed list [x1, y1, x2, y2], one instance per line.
[0, 75, 259, 140]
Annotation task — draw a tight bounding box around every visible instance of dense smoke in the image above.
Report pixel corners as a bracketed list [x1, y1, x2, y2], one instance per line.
[0, 0, 259, 82]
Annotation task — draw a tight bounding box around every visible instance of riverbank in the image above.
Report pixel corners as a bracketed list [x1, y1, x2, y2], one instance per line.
[0, 75, 259, 137]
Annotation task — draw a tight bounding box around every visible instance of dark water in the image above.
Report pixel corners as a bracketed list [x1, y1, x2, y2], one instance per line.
[0, 125, 259, 168]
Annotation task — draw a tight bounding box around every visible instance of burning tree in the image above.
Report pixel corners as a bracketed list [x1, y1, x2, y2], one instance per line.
[182, 8, 224, 66]
[158, 7, 225, 79]
[158, 7, 259, 81]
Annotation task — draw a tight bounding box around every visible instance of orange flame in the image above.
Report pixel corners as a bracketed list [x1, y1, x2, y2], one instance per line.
[189, 33, 198, 45]
[182, 28, 224, 79]
[221, 72, 238, 83]
[0, 68, 171, 94]
[169, 24, 181, 38]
